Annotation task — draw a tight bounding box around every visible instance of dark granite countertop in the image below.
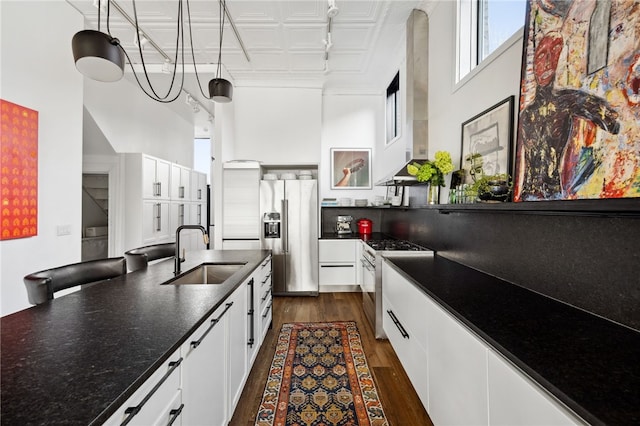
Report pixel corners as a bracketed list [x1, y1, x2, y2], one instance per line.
[385, 255, 640, 426]
[0, 249, 270, 426]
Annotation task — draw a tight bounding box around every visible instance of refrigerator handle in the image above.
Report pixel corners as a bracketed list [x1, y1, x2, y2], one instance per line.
[282, 199, 288, 253]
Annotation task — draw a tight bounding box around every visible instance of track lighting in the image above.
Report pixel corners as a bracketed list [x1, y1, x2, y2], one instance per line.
[133, 31, 148, 49]
[161, 59, 173, 74]
[327, 0, 339, 18]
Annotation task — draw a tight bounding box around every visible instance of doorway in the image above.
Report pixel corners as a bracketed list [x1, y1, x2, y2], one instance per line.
[82, 173, 109, 260]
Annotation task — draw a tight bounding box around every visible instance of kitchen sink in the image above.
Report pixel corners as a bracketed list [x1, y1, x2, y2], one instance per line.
[165, 263, 245, 285]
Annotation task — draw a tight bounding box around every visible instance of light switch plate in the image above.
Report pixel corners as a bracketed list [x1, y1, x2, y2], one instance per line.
[56, 225, 71, 236]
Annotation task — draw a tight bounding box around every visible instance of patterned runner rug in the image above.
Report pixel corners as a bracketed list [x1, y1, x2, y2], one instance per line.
[255, 321, 388, 426]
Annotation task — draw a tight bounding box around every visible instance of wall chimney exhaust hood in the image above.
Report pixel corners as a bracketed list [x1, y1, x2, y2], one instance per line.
[376, 9, 429, 187]
[376, 159, 428, 186]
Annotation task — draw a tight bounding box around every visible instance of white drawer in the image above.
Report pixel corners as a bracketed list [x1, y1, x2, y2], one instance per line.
[103, 350, 182, 426]
[319, 239, 356, 263]
[261, 296, 273, 339]
[382, 260, 429, 350]
[319, 263, 356, 285]
[259, 284, 272, 311]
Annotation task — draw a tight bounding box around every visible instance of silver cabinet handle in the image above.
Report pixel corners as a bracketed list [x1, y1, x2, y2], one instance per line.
[156, 203, 161, 232]
[197, 188, 202, 200]
[121, 357, 182, 425]
[282, 199, 289, 253]
[179, 186, 185, 199]
[361, 259, 375, 272]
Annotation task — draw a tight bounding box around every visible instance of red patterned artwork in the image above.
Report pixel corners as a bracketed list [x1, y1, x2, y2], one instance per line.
[0, 99, 38, 240]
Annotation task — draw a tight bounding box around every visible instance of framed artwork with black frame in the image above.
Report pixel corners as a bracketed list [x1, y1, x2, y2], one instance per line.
[330, 148, 372, 189]
[460, 96, 515, 185]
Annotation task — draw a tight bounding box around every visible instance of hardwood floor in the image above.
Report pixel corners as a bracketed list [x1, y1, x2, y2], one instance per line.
[229, 292, 434, 426]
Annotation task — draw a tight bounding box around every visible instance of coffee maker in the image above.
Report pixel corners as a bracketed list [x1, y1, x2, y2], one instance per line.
[335, 215, 353, 234]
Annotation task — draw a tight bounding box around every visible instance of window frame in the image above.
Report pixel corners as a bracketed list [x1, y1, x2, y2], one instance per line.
[456, 0, 525, 84]
[385, 71, 401, 146]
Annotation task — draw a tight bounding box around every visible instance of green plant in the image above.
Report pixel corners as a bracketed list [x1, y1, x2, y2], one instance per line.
[406, 151, 454, 186]
[468, 173, 512, 201]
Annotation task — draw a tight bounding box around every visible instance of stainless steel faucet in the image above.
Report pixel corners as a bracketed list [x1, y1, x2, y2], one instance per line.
[174, 225, 209, 274]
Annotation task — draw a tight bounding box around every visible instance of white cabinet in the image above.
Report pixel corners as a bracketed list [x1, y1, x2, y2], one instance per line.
[258, 256, 273, 342]
[171, 164, 191, 201]
[227, 280, 248, 416]
[123, 153, 206, 251]
[382, 261, 429, 407]
[191, 171, 207, 202]
[427, 295, 489, 426]
[318, 239, 357, 286]
[170, 202, 188, 230]
[181, 301, 233, 426]
[103, 350, 183, 426]
[222, 163, 261, 239]
[142, 155, 171, 200]
[124, 154, 174, 250]
[249, 256, 272, 367]
[487, 352, 579, 426]
[142, 200, 171, 244]
[381, 260, 581, 426]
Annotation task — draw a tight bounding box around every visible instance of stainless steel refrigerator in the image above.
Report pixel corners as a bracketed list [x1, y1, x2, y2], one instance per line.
[260, 179, 318, 295]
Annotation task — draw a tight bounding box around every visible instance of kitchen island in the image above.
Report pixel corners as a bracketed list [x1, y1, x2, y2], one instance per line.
[0, 249, 270, 425]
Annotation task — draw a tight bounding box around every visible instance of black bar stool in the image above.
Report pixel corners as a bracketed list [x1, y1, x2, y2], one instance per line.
[23, 257, 127, 305]
[124, 243, 176, 272]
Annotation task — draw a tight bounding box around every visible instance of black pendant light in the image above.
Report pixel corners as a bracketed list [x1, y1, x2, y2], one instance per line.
[71, 1, 124, 82]
[72, 30, 124, 82]
[209, 0, 233, 103]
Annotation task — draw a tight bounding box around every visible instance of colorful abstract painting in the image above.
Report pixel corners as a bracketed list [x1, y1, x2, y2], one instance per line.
[0, 100, 38, 240]
[514, 0, 640, 201]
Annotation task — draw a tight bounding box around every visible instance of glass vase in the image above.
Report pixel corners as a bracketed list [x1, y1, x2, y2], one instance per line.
[428, 184, 440, 205]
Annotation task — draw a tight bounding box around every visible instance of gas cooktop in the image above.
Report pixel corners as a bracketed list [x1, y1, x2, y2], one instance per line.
[365, 239, 428, 251]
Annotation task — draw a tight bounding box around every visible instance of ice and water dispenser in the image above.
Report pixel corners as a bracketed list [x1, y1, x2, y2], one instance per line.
[263, 212, 281, 238]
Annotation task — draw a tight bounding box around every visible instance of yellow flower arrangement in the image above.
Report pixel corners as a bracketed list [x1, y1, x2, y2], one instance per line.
[406, 151, 454, 186]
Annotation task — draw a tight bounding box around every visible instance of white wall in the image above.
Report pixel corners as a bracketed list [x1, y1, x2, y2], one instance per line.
[320, 94, 388, 201]
[427, 2, 523, 200]
[84, 77, 195, 167]
[0, 1, 84, 315]
[232, 87, 322, 164]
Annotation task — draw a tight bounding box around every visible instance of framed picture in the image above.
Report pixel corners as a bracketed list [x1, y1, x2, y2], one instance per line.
[514, 0, 640, 202]
[330, 148, 372, 189]
[0, 99, 38, 240]
[460, 96, 514, 185]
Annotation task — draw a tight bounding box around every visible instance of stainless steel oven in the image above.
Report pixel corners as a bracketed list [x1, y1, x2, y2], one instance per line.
[360, 239, 433, 339]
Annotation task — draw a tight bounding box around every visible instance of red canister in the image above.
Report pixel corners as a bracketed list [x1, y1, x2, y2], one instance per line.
[357, 218, 372, 235]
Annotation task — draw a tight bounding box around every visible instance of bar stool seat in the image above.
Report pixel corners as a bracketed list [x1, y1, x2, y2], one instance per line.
[23, 257, 127, 305]
[124, 243, 176, 272]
